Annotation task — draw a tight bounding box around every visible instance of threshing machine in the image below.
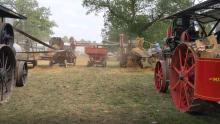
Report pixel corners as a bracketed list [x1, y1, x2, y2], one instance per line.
[119, 34, 148, 68]
[46, 37, 77, 67]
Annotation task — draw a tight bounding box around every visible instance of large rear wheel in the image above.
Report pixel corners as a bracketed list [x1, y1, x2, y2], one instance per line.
[170, 43, 201, 112]
[0, 45, 16, 103]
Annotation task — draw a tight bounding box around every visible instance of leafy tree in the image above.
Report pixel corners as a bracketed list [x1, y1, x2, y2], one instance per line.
[0, 0, 56, 40]
[83, 0, 195, 46]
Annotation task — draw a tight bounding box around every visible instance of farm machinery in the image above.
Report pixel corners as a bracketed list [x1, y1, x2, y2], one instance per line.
[85, 46, 107, 67]
[13, 30, 77, 67]
[45, 37, 77, 67]
[154, 0, 220, 113]
[119, 34, 148, 68]
[0, 5, 28, 103]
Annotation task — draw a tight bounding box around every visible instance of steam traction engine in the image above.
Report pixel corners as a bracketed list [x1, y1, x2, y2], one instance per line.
[154, 0, 220, 112]
[0, 5, 28, 103]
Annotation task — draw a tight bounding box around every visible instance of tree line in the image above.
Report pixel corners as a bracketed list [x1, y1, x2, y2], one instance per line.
[83, 0, 199, 48]
[0, 0, 202, 48]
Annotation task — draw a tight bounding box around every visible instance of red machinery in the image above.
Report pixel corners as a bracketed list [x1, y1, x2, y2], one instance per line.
[85, 46, 107, 67]
[154, 0, 220, 113]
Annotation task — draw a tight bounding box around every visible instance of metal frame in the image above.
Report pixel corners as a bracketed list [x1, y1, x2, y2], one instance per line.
[0, 5, 26, 19]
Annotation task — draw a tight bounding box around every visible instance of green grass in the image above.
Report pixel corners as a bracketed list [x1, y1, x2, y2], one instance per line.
[0, 59, 220, 124]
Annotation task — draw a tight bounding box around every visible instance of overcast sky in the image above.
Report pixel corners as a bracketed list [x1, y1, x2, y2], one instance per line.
[36, 0, 204, 42]
[37, 0, 104, 42]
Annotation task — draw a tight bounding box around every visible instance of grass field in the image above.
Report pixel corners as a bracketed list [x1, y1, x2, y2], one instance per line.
[0, 56, 220, 124]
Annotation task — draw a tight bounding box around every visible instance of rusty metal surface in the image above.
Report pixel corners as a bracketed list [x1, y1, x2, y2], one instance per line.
[50, 50, 76, 66]
[85, 47, 107, 67]
[46, 37, 77, 66]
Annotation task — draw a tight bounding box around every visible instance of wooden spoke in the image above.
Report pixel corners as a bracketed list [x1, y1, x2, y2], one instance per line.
[183, 49, 189, 68]
[185, 64, 195, 75]
[179, 83, 183, 107]
[184, 79, 195, 89]
[172, 65, 180, 74]
[170, 80, 181, 90]
[183, 85, 190, 107]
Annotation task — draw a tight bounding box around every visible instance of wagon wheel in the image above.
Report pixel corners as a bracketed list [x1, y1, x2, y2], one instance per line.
[0, 23, 14, 47]
[170, 43, 201, 112]
[72, 57, 76, 66]
[16, 61, 28, 87]
[154, 60, 169, 93]
[0, 45, 16, 103]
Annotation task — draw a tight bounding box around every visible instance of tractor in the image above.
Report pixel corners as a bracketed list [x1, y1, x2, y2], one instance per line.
[154, 0, 220, 113]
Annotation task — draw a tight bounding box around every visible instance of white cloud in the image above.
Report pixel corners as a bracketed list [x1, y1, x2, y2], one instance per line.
[37, 0, 104, 42]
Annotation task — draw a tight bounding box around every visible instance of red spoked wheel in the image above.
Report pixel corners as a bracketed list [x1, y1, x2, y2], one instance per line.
[170, 43, 199, 112]
[154, 61, 169, 93]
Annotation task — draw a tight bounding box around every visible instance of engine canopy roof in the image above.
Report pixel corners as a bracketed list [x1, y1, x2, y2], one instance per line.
[0, 5, 26, 19]
[164, 0, 220, 23]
